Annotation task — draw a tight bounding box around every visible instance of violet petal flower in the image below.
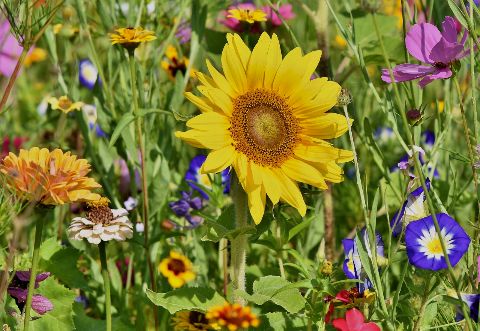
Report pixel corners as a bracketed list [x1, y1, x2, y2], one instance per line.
[456, 293, 480, 322]
[0, 20, 24, 77]
[32, 295, 54, 315]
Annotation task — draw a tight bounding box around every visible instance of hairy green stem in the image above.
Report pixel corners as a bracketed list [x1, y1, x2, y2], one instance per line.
[23, 217, 44, 331]
[99, 242, 112, 331]
[231, 175, 248, 305]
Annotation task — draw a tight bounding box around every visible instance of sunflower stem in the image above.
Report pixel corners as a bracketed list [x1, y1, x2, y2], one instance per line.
[99, 241, 112, 331]
[128, 53, 158, 330]
[231, 175, 248, 305]
[23, 214, 45, 331]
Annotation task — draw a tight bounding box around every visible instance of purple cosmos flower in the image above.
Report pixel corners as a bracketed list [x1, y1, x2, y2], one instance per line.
[8, 271, 53, 315]
[342, 229, 384, 293]
[185, 155, 231, 199]
[405, 213, 470, 270]
[0, 19, 25, 77]
[391, 179, 430, 237]
[79, 59, 100, 90]
[381, 16, 470, 88]
[392, 144, 439, 178]
[262, 3, 295, 27]
[456, 294, 480, 322]
[175, 21, 192, 44]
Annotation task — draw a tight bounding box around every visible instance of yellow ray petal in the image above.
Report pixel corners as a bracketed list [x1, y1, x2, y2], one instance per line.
[272, 48, 303, 96]
[294, 143, 354, 163]
[184, 92, 214, 113]
[257, 166, 281, 204]
[201, 145, 235, 173]
[247, 184, 266, 224]
[198, 86, 233, 116]
[206, 59, 236, 98]
[293, 81, 341, 117]
[289, 77, 328, 110]
[228, 34, 251, 70]
[222, 37, 248, 94]
[175, 130, 232, 150]
[300, 113, 350, 139]
[263, 34, 282, 89]
[196, 72, 217, 89]
[281, 158, 327, 189]
[272, 168, 307, 216]
[318, 161, 345, 183]
[282, 50, 322, 99]
[246, 32, 270, 89]
[186, 112, 230, 131]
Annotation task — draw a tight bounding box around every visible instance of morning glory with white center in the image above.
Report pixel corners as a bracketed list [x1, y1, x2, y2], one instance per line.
[79, 59, 100, 90]
[405, 213, 470, 271]
[185, 155, 230, 199]
[391, 179, 430, 237]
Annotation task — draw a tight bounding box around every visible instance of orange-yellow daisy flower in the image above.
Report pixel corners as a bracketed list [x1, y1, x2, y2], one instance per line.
[48, 96, 84, 114]
[176, 33, 353, 224]
[0, 147, 101, 205]
[161, 45, 196, 80]
[206, 303, 259, 330]
[109, 27, 156, 50]
[227, 7, 267, 24]
[159, 251, 196, 288]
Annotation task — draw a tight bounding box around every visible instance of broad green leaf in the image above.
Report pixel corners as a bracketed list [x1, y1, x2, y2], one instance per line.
[259, 312, 307, 330]
[109, 113, 135, 147]
[146, 287, 226, 314]
[73, 303, 133, 331]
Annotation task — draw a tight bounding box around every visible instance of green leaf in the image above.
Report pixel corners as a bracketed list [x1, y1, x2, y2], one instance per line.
[109, 113, 135, 147]
[145, 287, 226, 314]
[235, 276, 306, 313]
[259, 312, 307, 330]
[30, 277, 76, 331]
[288, 216, 315, 242]
[73, 303, 133, 331]
[201, 206, 256, 242]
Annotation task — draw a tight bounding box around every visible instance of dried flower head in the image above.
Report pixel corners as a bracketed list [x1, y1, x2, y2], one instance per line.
[110, 27, 156, 51]
[68, 197, 133, 245]
[206, 303, 260, 330]
[0, 147, 101, 206]
[159, 251, 196, 288]
[48, 96, 84, 114]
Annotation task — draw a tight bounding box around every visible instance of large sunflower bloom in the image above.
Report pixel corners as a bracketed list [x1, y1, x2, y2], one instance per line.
[0, 147, 101, 205]
[176, 33, 353, 224]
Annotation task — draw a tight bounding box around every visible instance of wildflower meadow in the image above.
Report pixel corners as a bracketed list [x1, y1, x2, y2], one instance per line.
[1, 0, 480, 330]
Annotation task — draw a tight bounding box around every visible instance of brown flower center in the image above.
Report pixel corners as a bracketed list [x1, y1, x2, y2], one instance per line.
[86, 206, 113, 225]
[189, 311, 208, 325]
[167, 258, 186, 275]
[58, 97, 73, 110]
[230, 88, 299, 167]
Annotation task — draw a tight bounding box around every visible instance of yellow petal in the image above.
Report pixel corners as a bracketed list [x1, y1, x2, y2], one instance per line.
[198, 86, 233, 116]
[282, 50, 322, 99]
[257, 166, 281, 204]
[206, 59, 236, 98]
[201, 145, 235, 173]
[175, 130, 232, 150]
[272, 169, 307, 216]
[281, 158, 327, 189]
[247, 184, 266, 224]
[263, 34, 282, 89]
[300, 113, 350, 139]
[289, 77, 328, 110]
[318, 161, 345, 183]
[196, 72, 218, 89]
[168, 276, 185, 288]
[246, 32, 270, 89]
[294, 143, 354, 163]
[186, 112, 230, 131]
[184, 92, 214, 113]
[228, 33, 251, 70]
[222, 36, 248, 94]
[293, 81, 341, 117]
[272, 47, 303, 96]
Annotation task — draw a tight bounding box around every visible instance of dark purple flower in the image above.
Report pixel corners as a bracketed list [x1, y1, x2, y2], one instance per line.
[405, 213, 470, 270]
[8, 271, 53, 315]
[169, 198, 191, 217]
[382, 16, 470, 87]
[457, 293, 480, 322]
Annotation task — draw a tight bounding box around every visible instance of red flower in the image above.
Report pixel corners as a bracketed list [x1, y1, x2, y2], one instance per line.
[332, 309, 381, 331]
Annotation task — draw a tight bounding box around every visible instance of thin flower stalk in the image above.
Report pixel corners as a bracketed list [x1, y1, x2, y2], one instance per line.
[372, 11, 476, 331]
[99, 241, 112, 331]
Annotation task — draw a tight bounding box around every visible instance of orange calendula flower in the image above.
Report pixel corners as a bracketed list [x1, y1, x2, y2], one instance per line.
[110, 27, 156, 50]
[161, 45, 196, 80]
[0, 147, 101, 206]
[227, 7, 267, 24]
[48, 96, 84, 114]
[206, 303, 260, 330]
[159, 251, 196, 288]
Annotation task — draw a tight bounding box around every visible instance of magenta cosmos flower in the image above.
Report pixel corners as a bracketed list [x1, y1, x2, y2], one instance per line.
[0, 19, 25, 77]
[382, 16, 469, 88]
[262, 4, 295, 27]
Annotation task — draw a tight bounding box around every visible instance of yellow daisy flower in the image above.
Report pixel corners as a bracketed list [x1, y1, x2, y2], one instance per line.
[227, 7, 267, 24]
[172, 311, 216, 331]
[159, 251, 196, 288]
[206, 303, 259, 330]
[109, 27, 156, 50]
[48, 96, 84, 114]
[0, 147, 101, 206]
[24, 48, 47, 67]
[161, 45, 196, 80]
[176, 33, 353, 224]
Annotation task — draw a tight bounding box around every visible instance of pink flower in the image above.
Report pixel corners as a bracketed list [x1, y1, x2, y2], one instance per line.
[262, 3, 295, 26]
[333, 309, 381, 331]
[381, 16, 470, 88]
[0, 19, 25, 77]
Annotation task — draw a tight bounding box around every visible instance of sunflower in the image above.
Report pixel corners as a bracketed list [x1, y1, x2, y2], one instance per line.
[159, 251, 196, 288]
[0, 147, 101, 205]
[176, 33, 353, 223]
[109, 27, 156, 50]
[206, 303, 259, 330]
[48, 96, 84, 114]
[172, 311, 216, 331]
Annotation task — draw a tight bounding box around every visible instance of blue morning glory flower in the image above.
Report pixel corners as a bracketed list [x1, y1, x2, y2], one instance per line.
[185, 155, 230, 199]
[421, 130, 435, 150]
[456, 293, 480, 322]
[391, 179, 430, 237]
[342, 229, 385, 293]
[405, 213, 470, 271]
[79, 59, 100, 90]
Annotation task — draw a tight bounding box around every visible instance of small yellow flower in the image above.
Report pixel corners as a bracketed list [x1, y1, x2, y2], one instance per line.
[206, 303, 260, 330]
[110, 27, 156, 50]
[159, 251, 196, 288]
[227, 7, 267, 24]
[172, 311, 217, 331]
[48, 96, 84, 114]
[161, 45, 196, 80]
[0, 147, 101, 206]
[334, 34, 347, 49]
[24, 48, 47, 66]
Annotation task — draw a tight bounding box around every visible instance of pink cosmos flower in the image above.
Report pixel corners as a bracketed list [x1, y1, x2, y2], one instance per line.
[0, 19, 24, 77]
[332, 308, 381, 331]
[381, 16, 470, 88]
[262, 4, 295, 27]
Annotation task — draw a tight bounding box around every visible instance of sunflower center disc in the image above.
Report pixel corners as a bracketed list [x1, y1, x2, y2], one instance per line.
[230, 88, 299, 167]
